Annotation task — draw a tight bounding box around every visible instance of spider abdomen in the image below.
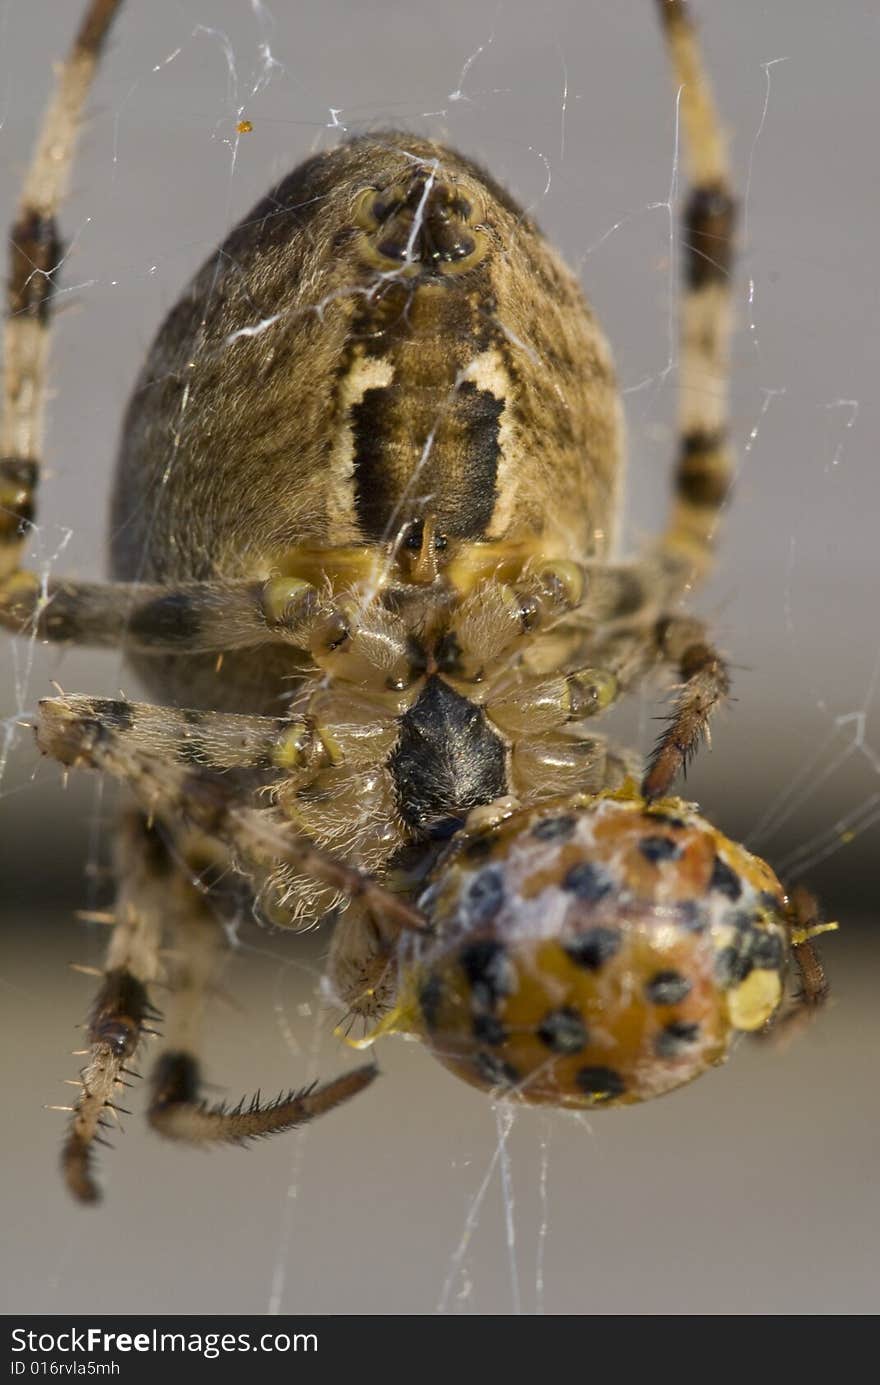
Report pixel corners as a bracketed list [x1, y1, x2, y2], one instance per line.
[392, 794, 789, 1107]
[111, 134, 622, 596]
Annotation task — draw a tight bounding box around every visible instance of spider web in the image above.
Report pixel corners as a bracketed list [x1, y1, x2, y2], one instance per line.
[2, 0, 878, 1317]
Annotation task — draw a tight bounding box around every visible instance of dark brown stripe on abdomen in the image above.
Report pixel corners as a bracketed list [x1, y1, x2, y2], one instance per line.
[452, 380, 503, 533]
[351, 385, 398, 542]
[351, 379, 503, 542]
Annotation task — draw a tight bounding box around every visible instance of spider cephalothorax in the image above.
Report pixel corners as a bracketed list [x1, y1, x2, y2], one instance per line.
[1, 0, 831, 1204]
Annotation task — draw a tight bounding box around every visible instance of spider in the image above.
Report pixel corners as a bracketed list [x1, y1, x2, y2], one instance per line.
[1, 0, 833, 1204]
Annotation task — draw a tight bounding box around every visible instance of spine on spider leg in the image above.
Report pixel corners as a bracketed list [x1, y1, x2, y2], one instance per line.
[1, 0, 123, 582]
[655, 0, 738, 586]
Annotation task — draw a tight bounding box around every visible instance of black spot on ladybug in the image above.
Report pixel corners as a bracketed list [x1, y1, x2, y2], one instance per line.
[464, 867, 505, 924]
[460, 940, 516, 1008]
[562, 862, 613, 903]
[537, 1007, 588, 1054]
[474, 1052, 520, 1088]
[564, 927, 621, 971]
[748, 929, 785, 970]
[655, 1020, 701, 1058]
[472, 1013, 508, 1046]
[576, 1066, 625, 1100]
[710, 854, 743, 901]
[639, 836, 683, 863]
[733, 909, 763, 932]
[532, 814, 577, 841]
[715, 944, 753, 988]
[645, 971, 692, 1006]
[677, 900, 708, 932]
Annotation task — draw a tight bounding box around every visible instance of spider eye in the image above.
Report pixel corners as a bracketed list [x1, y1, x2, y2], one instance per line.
[403, 521, 423, 551]
[394, 795, 790, 1108]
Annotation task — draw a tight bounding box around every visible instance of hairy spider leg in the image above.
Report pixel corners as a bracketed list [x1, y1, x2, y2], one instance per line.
[52, 788, 384, 1203]
[2, 0, 122, 590]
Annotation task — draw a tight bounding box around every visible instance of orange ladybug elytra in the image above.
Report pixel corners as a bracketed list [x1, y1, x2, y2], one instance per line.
[386, 794, 790, 1108]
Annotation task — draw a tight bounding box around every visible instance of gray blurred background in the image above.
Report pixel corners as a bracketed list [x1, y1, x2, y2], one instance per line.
[2, 0, 878, 1315]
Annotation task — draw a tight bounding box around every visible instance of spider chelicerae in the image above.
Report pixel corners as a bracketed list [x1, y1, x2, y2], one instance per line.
[1, 0, 832, 1204]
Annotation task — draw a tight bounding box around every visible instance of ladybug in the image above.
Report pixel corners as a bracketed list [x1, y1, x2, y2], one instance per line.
[381, 793, 791, 1108]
